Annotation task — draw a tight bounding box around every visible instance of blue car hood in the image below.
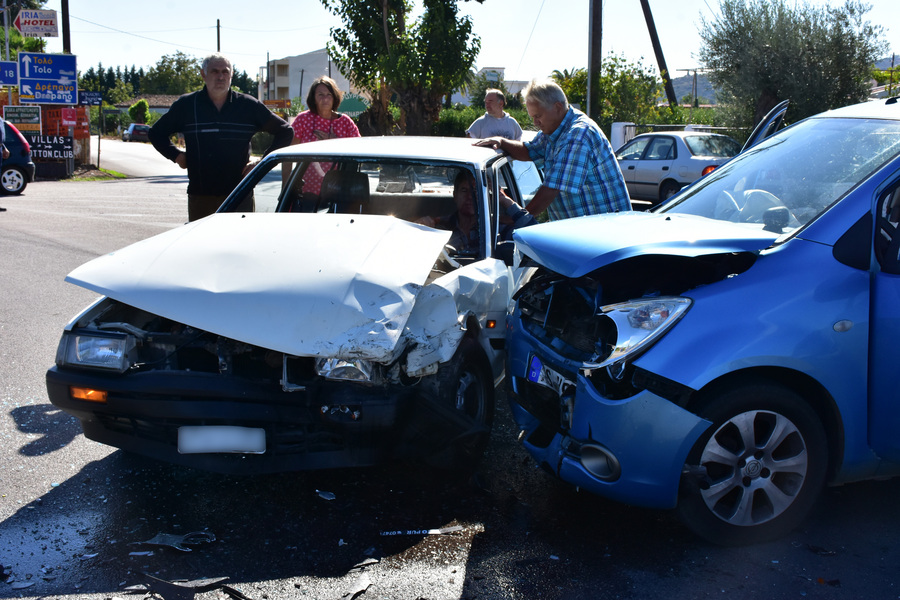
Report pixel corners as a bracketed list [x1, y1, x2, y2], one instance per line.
[513, 211, 778, 278]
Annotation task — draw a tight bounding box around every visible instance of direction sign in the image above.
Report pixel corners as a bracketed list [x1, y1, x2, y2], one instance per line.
[79, 90, 102, 106]
[14, 9, 58, 38]
[0, 61, 16, 86]
[18, 52, 77, 105]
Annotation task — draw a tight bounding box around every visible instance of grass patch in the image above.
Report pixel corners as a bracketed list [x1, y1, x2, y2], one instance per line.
[71, 165, 129, 181]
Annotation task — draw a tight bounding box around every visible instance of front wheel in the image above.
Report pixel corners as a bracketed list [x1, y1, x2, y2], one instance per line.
[1, 166, 27, 194]
[416, 338, 495, 470]
[677, 382, 828, 545]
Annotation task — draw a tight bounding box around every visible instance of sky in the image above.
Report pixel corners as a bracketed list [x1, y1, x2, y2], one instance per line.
[29, 0, 900, 84]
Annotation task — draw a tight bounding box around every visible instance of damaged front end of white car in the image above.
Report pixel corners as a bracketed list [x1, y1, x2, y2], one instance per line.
[46, 213, 511, 474]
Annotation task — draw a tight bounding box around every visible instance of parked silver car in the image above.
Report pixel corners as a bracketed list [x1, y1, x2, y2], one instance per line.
[616, 131, 741, 205]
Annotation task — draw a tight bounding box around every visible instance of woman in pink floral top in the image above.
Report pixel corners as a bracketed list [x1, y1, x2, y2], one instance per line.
[290, 76, 361, 195]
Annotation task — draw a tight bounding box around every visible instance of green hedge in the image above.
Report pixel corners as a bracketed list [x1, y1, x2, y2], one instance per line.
[432, 106, 534, 137]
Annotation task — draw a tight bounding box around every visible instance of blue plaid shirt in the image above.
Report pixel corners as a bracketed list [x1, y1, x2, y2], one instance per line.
[525, 107, 631, 220]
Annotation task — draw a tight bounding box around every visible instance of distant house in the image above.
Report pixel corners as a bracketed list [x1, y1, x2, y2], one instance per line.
[451, 67, 528, 106]
[261, 48, 355, 110]
[114, 94, 182, 117]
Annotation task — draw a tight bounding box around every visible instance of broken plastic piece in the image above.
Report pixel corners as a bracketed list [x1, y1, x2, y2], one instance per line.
[379, 525, 463, 536]
[132, 531, 216, 552]
[141, 573, 255, 600]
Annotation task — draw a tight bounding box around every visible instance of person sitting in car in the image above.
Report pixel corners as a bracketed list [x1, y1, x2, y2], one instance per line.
[418, 171, 481, 253]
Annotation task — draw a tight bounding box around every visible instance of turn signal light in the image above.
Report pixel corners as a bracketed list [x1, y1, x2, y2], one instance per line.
[701, 165, 718, 177]
[486, 320, 497, 329]
[70, 387, 108, 403]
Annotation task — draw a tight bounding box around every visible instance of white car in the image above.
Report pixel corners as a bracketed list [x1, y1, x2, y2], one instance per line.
[616, 131, 741, 205]
[46, 136, 540, 474]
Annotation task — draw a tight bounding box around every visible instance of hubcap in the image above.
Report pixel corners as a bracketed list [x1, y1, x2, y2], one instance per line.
[699, 410, 808, 527]
[2, 169, 23, 193]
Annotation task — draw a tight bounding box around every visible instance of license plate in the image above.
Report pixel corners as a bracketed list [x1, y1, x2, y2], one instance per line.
[177, 426, 266, 454]
[526, 355, 570, 394]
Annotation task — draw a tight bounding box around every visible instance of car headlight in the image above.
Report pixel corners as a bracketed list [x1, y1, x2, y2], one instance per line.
[56, 332, 135, 373]
[315, 357, 374, 383]
[583, 297, 692, 370]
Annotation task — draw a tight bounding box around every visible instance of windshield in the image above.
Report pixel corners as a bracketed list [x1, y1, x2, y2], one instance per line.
[661, 117, 900, 234]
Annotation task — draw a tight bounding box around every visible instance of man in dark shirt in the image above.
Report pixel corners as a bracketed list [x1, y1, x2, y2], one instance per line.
[149, 53, 293, 221]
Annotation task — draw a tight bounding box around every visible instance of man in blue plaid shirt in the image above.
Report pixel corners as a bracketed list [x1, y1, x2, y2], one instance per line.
[475, 79, 630, 221]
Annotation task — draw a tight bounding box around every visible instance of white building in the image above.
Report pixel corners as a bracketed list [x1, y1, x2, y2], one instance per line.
[450, 67, 529, 106]
[260, 48, 354, 110]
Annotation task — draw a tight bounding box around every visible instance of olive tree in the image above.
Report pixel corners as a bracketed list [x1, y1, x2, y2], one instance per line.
[699, 0, 887, 126]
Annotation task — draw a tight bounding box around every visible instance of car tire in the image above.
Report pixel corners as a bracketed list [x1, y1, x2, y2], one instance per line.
[417, 338, 495, 470]
[677, 381, 828, 545]
[660, 180, 683, 202]
[1, 166, 28, 195]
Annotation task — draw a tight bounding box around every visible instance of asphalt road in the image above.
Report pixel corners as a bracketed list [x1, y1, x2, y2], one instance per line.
[1, 166, 899, 600]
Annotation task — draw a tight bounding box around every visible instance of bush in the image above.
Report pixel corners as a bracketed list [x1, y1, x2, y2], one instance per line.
[432, 106, 534, 137]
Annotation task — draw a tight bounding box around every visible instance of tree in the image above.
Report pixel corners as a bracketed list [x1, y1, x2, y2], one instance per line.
[141, 51, 203, 95]
[699, 0, 887, 127]
[551, 68, 588, 109]
[128, 99, 151, 124]
[467, 72, 512, 110]
[322, 0, 482, 135]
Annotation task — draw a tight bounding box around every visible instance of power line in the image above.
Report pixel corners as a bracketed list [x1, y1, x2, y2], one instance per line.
[514, 0, 546, 80]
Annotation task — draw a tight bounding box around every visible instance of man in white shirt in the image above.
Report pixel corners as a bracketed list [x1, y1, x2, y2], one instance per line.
[467, 89, 523, 141]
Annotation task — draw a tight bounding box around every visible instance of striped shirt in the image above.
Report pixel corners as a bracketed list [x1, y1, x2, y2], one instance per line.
[525, 107, 631, 220]
[149, 87, 293, 196]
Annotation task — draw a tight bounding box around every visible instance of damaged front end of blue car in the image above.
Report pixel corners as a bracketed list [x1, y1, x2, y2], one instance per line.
[504, 212, 774, 509]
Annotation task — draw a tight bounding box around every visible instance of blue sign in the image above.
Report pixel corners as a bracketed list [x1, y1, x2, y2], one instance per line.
[18, 52, 77, 104]
[0, 61, 16, 86]
[79, 90, 102, 106]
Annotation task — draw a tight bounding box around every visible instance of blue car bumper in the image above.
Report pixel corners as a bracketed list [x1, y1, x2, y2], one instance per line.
[507, 316, 711, 510]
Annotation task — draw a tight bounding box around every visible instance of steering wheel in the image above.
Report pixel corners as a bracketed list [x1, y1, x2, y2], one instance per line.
[738, 189, 786, 223]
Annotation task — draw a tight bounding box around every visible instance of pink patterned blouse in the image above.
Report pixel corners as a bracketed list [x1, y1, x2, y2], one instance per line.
[290, 110, 360, 194]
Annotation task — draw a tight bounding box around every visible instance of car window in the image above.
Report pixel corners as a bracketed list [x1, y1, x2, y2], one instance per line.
[662, 118, 900, 235]
[616, 137, 650, 160]
[224, 157, 486, 261]
[684, 135, 741, 158]
[646, 137, 675, 160]
[876, 185, 900, 274]
[510, 158, 542, 203]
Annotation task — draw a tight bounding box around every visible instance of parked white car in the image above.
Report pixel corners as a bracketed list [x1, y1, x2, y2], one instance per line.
[616, 131, 741, 205]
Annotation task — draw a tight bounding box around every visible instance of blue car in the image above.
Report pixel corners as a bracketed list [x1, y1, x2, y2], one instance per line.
[506, 97, 900, 545]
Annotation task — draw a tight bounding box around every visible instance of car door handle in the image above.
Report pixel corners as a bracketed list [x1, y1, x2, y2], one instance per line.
[662, 166, 669, 171]
[627, 166, 635, 170]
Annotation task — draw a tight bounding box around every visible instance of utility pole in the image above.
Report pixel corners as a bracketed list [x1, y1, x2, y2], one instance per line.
[62, 0, 71, 52]
[586, 0, 602, 119]
[217, 19, 220, 52]
[639, 0, 677, 108]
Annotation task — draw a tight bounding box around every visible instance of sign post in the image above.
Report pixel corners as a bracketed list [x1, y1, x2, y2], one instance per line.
[80, 90, 103, 168]
[18, 52, 77, 105]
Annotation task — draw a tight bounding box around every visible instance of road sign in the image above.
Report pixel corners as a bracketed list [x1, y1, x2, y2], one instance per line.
[79, 90, 102, 105]
[0, 61, 17, 86]
[3, 105, 41, 132]
[14, 9, 58, 37]
[18, 52, 77, 105]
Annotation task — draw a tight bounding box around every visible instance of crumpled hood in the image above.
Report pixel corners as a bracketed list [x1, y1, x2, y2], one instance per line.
[66, 213, 452, 360]
[513, 211, 778, 278]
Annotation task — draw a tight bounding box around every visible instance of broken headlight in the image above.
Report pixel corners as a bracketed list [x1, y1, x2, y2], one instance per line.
[56, 331, 135, 373]
[584, 297, 692, 370]
[315, 357, 374, 383]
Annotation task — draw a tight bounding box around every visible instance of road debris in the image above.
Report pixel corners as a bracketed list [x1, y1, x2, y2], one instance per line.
[131, 531, 216, 552]
[141, 573, 256, 600]
[380, 525, 463, 536]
